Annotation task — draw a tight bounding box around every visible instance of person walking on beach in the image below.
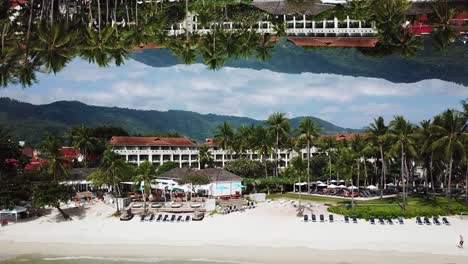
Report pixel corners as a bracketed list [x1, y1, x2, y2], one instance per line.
[459, 235, 464, 248]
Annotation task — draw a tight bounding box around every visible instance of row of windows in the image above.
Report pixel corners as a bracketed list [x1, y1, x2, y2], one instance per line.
[114, 146, 198, 151]
[124, 153, 312, 162]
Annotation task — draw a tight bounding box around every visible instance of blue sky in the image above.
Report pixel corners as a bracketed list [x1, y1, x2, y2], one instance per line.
[1, 58, 467, 129]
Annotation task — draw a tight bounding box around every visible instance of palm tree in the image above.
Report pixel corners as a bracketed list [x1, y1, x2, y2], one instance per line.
[431, 0, 457, 50]
[252, 126, 273, 180]
[81, 26, 115, 67]
[199, 31, 227, 70]
[71, 125, 98, 168]
[198, 145, 213, 168]
[133, 160, 156, 214]
[169, 38, 198, 65]
[319, 136, 337, 181]
[430, 109, 467, 197]
[88, 148, 132, 212]
[266, 113, 290, 177]
[414, 120, 436, 197]
[256, 34, 275, 62]
[297, 117, 321, 193]
[387, 116, 417, 211]
[39, 134, 69, 183]
[33, 23, 78, 74]
[351, 134, 367, 190]
[214, 121, 234, 163]
[366, 117, 388, 199]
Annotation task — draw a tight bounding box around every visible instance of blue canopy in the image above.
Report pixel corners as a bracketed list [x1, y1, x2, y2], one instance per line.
[216, 186, 229, 190]
[232, 183, 246, 188]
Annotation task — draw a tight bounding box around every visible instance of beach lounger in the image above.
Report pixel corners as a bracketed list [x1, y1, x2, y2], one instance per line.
[329, 214, 334, 222]
[387, 217, 393, 225]
[433, 217, 441, 225]
[185, 215, 191, 222]
[378, 216, 385, 225]
[156, 214, 162, 222]
[344, 215, 349, 223]
[423, 217, 431, 225]
[311, 214, 316, 222]
[162, 215, 169, 222]
[140, 215, 146, 222]
[148, 214, 155, 222]
[398, 216, 404, 224]
[352, 216, 357, 223]
[416, 216, 423, 225]
[303, 214, 309, 222]
[370, 216, 375, 225]
[442, 217, 450, 225]
[177, 215, 183, 222]
[319, 214, 325, 222]
[170, 215, 176, 222]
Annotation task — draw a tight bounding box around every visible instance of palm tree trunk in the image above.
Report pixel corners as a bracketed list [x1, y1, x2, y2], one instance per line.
[275, 131, 279, 177]
[447, 155, 453, 198]
[379, 144, 385, 199]
[328, 152, 332, 179]
[363, 157, 368, 186]
[401, 144, 406, 211]
[464, 165, 467, 204]
[307, 140, 310, 193]
[357, 159, 360, 191]
[27, 0, 34, 42]
[430, 151, 436, 197]
[98, 0, 102, 37]
[135, 0, 138, 25]
[106, 0, 110, 25]
[56, 206, 71, 220]
[50, 0, 54, 26]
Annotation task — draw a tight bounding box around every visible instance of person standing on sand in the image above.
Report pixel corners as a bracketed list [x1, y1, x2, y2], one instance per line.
[459, 235, 464, 248]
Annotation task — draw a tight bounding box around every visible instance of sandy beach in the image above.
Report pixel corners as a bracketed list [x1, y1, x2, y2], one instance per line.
[1, 200, 467, 264]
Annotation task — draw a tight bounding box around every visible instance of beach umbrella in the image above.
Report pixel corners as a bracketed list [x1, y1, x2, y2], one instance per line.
[339, 180, 345, 183]
[317, 183, 327, 187]
[316, 181, 324, 184]
[328, 184, 337, 189]
[330, 180, 337, 183]
[367, 185, 378, 190]
[338, 185, 347, 188]
[386, 183, 395, 187]
[348, 186, 358, 190]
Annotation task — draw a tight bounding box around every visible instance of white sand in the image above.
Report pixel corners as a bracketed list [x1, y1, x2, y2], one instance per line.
[0, 199, 467, 263]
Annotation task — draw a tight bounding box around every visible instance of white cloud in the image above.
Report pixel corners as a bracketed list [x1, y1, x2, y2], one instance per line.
[3, 61, 467, 128]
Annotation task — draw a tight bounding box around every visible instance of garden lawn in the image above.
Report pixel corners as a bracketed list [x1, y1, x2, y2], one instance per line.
[328, 195, 468, 219]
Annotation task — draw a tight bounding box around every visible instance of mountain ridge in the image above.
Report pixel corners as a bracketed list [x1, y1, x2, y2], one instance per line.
[0, 97, 359, 145]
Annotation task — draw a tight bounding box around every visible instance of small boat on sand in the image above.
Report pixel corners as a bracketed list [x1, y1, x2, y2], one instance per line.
[120, 213, 134, 221]
[192, 211, 204, 221]
[171, 203, 183, 208]
[132, 202, 143, 208]
[190, 203, 202, 208]
[151, 202, 163, 208]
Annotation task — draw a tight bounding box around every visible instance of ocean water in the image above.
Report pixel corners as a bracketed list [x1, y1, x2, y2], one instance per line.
[0, 256, 233, 264]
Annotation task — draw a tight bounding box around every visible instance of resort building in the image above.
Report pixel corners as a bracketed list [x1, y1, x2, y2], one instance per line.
[109, 135, 364, 169]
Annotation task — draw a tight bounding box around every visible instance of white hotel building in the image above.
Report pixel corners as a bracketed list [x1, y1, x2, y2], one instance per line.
[109, 135, 356, 169]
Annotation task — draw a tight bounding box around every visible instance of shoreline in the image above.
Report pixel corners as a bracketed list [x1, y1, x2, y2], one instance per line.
[1, 242, 467, 264]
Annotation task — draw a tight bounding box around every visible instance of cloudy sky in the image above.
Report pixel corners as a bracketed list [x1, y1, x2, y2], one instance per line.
[1, 58, 467, 129]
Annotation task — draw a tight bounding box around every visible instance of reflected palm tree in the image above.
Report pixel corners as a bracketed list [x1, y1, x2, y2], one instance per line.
[169, 35, 198, 65]
[33, 23, 78, 74]
[199, 31, 227, 70]
[393, 31, 423, 58]
[431, 0, 457, 51]
[81, 26, 115, 67]
[256, 34, 275, 61]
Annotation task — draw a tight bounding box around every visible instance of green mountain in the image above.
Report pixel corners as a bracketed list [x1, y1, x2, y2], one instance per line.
[0, 98, 358, 145]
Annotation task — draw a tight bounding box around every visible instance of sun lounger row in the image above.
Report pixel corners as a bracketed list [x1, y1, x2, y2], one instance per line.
[303, 214, 359, 223]
[223, 202, 256, 214]
[140, 214, 191, 222]
[415, 216, 449, 225]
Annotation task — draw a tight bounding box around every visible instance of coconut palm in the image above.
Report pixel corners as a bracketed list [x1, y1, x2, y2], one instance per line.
[169, 37, 198, 65]
[71, 125, 98, 168]
[33, 23, 78, 74]
[199, 31, 227, 70]
[366, 117, 388, 198]
[351, 134, 367, 190]
[81, 26, 115, 67]
[252, 126, 273, 180]
[256, 34, 275, 61]
[319, 136, 337, 181]
[198, 145, 213, 169]
[297, 117, 321, 193]
[430, 109, 467, 197]
[386, 116, 417, 211]
[214, 121, 235, 161]
[133, 160, 156, 214]
[266, 113, 290, 177]
[39, 134, 69, 183]
[88, 148, 132, 212]
[414, 120, 437, 197]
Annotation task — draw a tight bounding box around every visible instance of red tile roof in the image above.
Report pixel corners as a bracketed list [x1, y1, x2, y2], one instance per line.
[132, 43, 163, 50]
[110, 136, 197, 146]
[287, 37, 379, 47]
[10, 0, 28, 8]
[204, 138, 220, 147]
